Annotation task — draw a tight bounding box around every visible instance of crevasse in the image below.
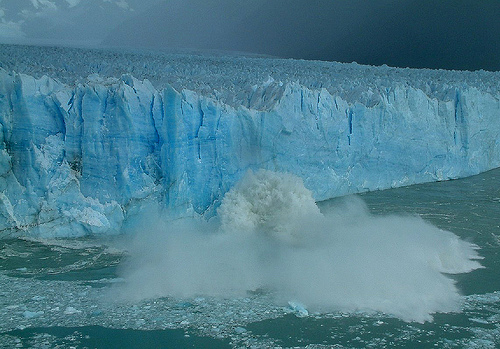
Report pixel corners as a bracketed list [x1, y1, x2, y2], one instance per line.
[0, 65, 499, 237]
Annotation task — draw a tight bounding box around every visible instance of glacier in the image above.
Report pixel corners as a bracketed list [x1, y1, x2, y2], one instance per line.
[1, 45, 500, 237]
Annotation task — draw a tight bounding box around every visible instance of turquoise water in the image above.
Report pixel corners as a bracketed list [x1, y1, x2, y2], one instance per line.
[1, 169, 500, 348]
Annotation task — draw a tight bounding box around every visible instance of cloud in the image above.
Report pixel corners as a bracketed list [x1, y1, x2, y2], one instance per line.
[102, 0, 133, 11]
[115, 0, 132, 11]
[65, 0, 80, 8]
[29, 0, 57, 11]
[21, 0, 59, 21]
[0, 20, 26, 40]
[0, 0, 153, 46]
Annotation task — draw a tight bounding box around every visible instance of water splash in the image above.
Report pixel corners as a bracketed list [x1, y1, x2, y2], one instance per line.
[116, 170, 483, 323]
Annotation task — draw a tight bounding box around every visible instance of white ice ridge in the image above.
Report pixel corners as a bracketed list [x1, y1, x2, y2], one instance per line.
[1, 46, 500, 237]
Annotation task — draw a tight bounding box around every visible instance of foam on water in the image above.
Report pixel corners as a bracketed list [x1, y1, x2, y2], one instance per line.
[115, 170, 483, 323]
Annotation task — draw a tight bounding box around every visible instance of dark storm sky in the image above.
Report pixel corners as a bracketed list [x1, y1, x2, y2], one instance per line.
[2, 0, 499, 71]
[102, 0, 500, 71]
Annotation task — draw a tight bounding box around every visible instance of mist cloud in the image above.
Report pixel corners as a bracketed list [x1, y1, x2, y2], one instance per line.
[113, 170, 483, 323]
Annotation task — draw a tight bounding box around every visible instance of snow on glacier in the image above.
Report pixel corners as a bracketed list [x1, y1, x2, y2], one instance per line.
[1, 44, 500, 237]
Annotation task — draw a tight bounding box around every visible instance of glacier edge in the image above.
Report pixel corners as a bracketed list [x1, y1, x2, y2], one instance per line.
[1, 67, 500, 237]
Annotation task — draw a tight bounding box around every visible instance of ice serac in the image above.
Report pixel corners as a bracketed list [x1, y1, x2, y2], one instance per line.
[0, 66, 499, 237]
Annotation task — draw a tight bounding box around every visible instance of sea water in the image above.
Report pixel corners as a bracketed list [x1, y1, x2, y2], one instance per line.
[1, 168, 499, 348]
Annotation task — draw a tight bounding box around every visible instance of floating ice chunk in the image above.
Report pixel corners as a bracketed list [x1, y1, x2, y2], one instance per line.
[63, 306, 81, 315]
[234, 326, 247, 334]
[288, 301, 309, 318]
[23, 310, 44, 318]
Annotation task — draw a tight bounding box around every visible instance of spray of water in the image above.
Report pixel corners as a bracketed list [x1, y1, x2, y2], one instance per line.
[115, 170, 483, 323]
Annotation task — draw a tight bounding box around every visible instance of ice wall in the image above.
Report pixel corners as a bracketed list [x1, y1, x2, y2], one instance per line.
[1, 66, 499, 237]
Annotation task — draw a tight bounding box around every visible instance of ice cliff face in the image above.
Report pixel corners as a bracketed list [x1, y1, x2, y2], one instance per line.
[1, 49, 500, 237]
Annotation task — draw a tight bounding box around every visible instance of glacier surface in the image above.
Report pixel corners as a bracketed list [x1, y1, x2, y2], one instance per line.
[1, 45, 500, 237]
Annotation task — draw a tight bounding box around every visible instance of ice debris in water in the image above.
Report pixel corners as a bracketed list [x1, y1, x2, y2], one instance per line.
[2, 272, 500, 348]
